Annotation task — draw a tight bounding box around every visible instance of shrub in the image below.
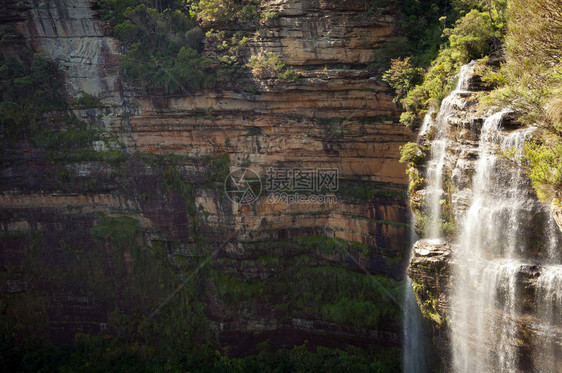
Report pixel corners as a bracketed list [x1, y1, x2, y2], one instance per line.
[248, 52, 284, 78]
[443, 9, 494, 62]
[278, 67, 300, 81]
[399, 142, 426, 165]
[321, 298, 390, 329]
[260, 8, 278, 21]
[91, 216, 139, 248]
[73, 93, 101, 109]
[483, 0, 562, 200]
[103, 1, 215, 93]
[0, 52, 66, 139]
[522, 139, 562, 201]
[248, 52, 300, 81]
[190, 0, 260, 26]
[382, 57, 424, 104]
[396, 9, 497, 125]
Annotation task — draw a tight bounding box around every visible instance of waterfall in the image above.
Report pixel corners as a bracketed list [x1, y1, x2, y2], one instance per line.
[534, 265, 562, 371]
[404, 213, 429, 373]
[403, 276, 428, 373]
[425, 61, 476, 239]
[419, 61, 562, 372]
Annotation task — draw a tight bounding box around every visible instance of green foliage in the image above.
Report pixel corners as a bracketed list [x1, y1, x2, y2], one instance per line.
[399, 142, 426, 165]
[321, 297, 390, 329]
[506, 0, 561, 66]
[386, 0, 500, 69]
[260, 7, 278, 21]
[277, 66, 300, 81]
[162, 165, 197, 217]
[97, 0, 141, 22]
[248, 52, 280, 77]
[91, 216, 139, 248]
[481, 0, 562, 200]
[188, 0, 260, 26]
[30, 123, 127, 167]
[0, 53, 66, 139]
[292, 235, 370, 256]
[100, 1, 216, 93]
[474, 57, 508, 89]
[47, 149, 126, 167]
[443, 9, 494, 62]
[31, 125, 100, 149]
[397, 8, 498, 125]
[394, 0, 448, 67]
[205, 153, 231, 183]
[275, 265, 403, 327]
[522, 139, 562, 201]
[382, 57, 424, 103]
[0, 340, 400, 372]
[244, 126, 261, 136]
[73, 93, 101, 109]
[213, 272, 267, 304]
[205, 29, 251, 69]
[412, 281, 445, 324]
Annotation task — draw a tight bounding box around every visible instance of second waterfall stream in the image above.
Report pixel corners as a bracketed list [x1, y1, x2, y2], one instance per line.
[410, 61, 562, 372]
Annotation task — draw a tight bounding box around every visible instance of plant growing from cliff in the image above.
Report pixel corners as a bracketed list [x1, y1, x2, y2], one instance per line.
[100, 2, 220, 93]
[187, 0, 260, 26]
[321, 297, 392, 329]
[73, 93, 101, 109]
[394, 8, 500, 126]
[205, 29, 252, 68]
[91, 216, 139, 249]
[521, 139, 562, 201]
[205, 153, 231, 183]
[382, 57, 424, 104]
[481, 0, 562, 201]
[411, 281, 445, 324]
[260, 7, 278, 21]
[248, 52, 280, 78]
[0, 52, 66, 140]
[248, 52, 301, 81]
[278, 67, 300, 82]
[399, 142, 427, 166]
[371, 0, 492, 71]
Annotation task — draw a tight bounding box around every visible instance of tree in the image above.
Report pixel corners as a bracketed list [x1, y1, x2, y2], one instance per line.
[382, 57, 424, 104]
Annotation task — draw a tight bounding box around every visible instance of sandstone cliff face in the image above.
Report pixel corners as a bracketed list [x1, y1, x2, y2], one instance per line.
[255, 0, 396, 65]
[0, 0, 413, 356]
[19, 0, 122, 103]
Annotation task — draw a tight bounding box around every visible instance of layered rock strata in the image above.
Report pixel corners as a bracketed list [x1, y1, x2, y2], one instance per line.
[0, 0, 414, 356]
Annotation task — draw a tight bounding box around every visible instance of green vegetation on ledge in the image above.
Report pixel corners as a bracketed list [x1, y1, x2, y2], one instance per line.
[490, 0, 562, 201]
[99, 1, 216, 92]
[386, 4, 504, 126]
[0, 47, 66, 141]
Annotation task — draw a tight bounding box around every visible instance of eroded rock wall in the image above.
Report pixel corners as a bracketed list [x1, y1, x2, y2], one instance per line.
[0, 0, 414, 355]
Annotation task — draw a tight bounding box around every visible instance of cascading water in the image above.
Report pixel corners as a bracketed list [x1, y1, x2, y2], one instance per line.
[425, 61, 476, 239]
[403, 276, 428, 373]
[418, 61, 562, 372]
[403, 213, 429, 373]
